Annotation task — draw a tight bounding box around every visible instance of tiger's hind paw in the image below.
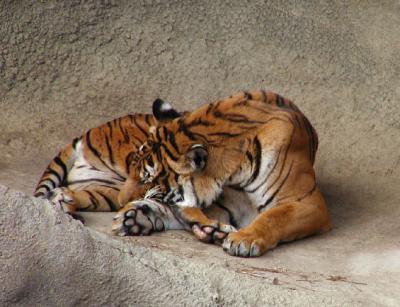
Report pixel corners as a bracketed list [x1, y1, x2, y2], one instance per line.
[112, 201, 165, 236]
[47, 187, 84, 223]
[191, 222, 237, 245]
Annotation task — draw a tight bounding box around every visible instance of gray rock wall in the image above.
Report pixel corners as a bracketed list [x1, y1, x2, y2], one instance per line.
[2, 185, 398, 306]
[1, 0, 399, 183]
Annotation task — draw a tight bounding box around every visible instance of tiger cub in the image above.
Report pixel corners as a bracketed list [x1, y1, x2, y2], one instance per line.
[34, 99, 181, 217]
[112, 90, 332, 257]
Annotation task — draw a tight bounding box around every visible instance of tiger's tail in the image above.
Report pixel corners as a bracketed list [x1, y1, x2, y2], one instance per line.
[34, 139, 79, 198]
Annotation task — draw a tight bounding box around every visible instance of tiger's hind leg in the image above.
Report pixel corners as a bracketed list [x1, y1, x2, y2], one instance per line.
[49, 185, 121, 215]
[222, 188, 331, 257]
[48, 187, 78, 215]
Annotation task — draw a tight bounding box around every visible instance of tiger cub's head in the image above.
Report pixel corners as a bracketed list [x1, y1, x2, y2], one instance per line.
[136, 99, 211, 206]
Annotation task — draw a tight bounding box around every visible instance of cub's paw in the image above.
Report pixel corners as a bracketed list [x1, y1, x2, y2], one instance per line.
[222, 231, 275, 257]
[112, 202, 165, 236]
[48, 187, 74, 210]
[191, 221, 237, 245]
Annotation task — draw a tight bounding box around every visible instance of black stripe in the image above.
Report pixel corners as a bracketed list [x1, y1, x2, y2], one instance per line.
[72, 137, 81, 149]
[68, 178, 118, 186]
[294, 114, 302, 128]
[261, 90, 267, 102]
[167, 129, 179, 154]
[276, 178, 317, 203]
[246, 151, 253, 164]
[105, 134, 115, 165]
[98, 184, 120, 192]
[36, 183, 51, 192]
[178, 119, 196, 140]
[86, 130, 125, 180]
[124, 152, 135, 174]
[245, 147, 282, 193]
[132, 115, 148, 137]
[98, 192, 118, 211]
[243, 91, 252, 100]
[276, 94, 285, 108]
[186, 117, 214, 128]
[54, 156, 67, 178]
[208, 132, 243, 138]
[161, 144, 179, 161]
[262, 143, 291, 198]
[107, 121, 113, 139]
[144, 114, 152, 126]
[214, 110, 265, 124]
[160, 173, 171, 193]
[85, 190, 98, 210]
[46, 179, 56, 189]
[303, 117, 315, 162]
[206, 103, 214, 115]
[258, 161, 294, 212]
[44, 168, 62, 183]
[215, 202, 237, 227]
[297, 180, 317, 202]
[250, 106, 272, 116]
[157, 127, 179, 161]
[118, 118, 131, 143]
[242, 137, 262, 188]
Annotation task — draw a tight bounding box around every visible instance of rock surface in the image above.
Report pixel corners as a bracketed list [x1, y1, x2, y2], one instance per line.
[1, 184, 399, 306]
[0, 0, 399, 306]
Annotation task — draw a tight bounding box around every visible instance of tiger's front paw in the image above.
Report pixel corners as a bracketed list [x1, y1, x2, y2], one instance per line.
[222, 231, 276, 257]
[112, 202, 165, 236]
[192, 221, 237, 245]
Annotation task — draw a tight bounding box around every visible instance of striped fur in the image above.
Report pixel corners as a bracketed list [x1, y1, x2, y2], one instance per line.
[124, 90, 331, 257]
[34, 113, 159, 213]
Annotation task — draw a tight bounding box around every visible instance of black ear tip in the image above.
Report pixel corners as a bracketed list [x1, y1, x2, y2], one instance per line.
[152, 98, 180, 121]
[152, 98, 165, 113]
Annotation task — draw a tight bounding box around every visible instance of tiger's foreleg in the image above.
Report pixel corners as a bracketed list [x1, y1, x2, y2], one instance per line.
[172, 207, 237, 244]
[222, 188, 331, 257]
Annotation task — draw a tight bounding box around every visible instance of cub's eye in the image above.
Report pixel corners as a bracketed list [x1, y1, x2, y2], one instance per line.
[140, 171, 150, 184]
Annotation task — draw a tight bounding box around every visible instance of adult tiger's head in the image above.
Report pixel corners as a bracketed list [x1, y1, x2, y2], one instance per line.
[136, 99, 212, 206]
[137, 97, 248, 208]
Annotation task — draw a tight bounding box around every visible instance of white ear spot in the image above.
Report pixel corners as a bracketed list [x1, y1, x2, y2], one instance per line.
[160, 102, 173, 112]
[190, 144, 204, 149]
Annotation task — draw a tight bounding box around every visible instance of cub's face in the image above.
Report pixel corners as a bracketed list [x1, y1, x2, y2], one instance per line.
[135, 98, 209, 206]
[136, 127, 209, 198]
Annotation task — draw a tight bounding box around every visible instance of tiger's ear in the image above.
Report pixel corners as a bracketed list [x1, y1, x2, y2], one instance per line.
[152, 98, 180, 122]
[186, 144, 208, 172]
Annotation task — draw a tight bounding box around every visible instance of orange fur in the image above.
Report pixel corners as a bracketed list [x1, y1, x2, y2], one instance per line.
[135, 90, 331, 256]
[34, 113, 157, 213]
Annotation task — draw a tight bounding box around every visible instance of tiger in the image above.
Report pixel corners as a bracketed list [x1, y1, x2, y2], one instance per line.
[111, 90, 332, 257]
[34, 99, 182, 218]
